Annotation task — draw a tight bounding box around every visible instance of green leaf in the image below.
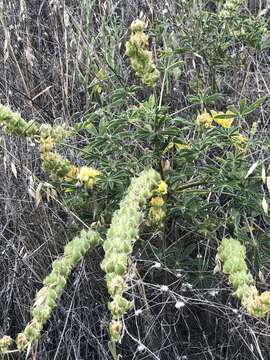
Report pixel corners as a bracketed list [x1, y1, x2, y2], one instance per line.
[214, 114, 236, 120]
[187, 95, 200, 104]
[241, 97, 266, 116]
[98, 118, 108, 136]
[239, 98, 247, 114]
[204, 93, 223, 104]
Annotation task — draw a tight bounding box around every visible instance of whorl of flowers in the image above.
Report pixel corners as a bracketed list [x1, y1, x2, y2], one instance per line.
[246, 291, 270, 317]
[219, 0, 245, 20]
[0, 228, 100, 353]
[100, 168, 161, 342]
[40, 152, 100, 188]
[38, 133, 99, 187]
[218, 238, 270, 317]
[41, 151, 74, 180]
[125, 19, 160, 86]
[38, 123, 72, 143]
[149, 180, 168, 226]
[77, 166, 101, 189]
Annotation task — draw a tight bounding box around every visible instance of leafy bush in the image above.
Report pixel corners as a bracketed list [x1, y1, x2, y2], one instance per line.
[1, 1, 270, 359]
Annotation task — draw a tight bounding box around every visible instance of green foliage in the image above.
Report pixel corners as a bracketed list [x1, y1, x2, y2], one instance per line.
[232, 15, 269, 49]
[161, 3, 269, 96]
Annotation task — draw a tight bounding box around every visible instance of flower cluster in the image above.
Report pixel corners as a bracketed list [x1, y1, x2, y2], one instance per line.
[39, 136, 55, 153]
[77, 166, 101, 189]
[64, 165, 79, 182]
[196, 109, 235, 129]
[245, 291, 270, 317]
[39, 123, 72, 144]
[41, 151, 73, 180]
[219, 0, 245, 20]
[0, 228, 100, 353]
[100, 169, 161, 342]
[0, 104, 39, 137]
[154, 180, 168, 195]
[218, 238, 270, 317]
[37, 123, 73, 156]
[125, 19, 160, 86]
[41, 152, 100, 188]
[149, 196, 165, 223]
[210, 110, 234, 128]
[37, 121, 78, 183]
[196, 111, 213, 128]
[149, 180, 168, 226]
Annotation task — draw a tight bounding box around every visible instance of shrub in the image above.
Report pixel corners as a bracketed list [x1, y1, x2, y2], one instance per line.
[1, 2, 270, 358]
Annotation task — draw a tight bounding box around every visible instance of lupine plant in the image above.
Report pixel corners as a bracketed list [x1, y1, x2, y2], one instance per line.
[1, 90, 270, 357]
[1, 9, 270, 359]
[0, 105, 164, 354]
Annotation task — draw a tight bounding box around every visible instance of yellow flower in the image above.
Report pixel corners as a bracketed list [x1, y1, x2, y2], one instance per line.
[77, 166, 101, 188]
[211, 110, 234, 128]
[149, 207, 166, 223]
[246, 291, 270, 316]
[151, 196, 164, 207]
[162, 142, 174, 154]
[96, 67, 106, 81]
[196, 111, 213, 128]
[42, 152, 62, 163]
[155, 180, 168, 195]
[131, 31, 149, 47]
[109, 320, 123, 342]
[233, 134, 246, 142]
[64, 165, 78, 182]
[231, 133, 247, 149]
[78, 166, 100, 181]
[39, 136, 54, 153]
